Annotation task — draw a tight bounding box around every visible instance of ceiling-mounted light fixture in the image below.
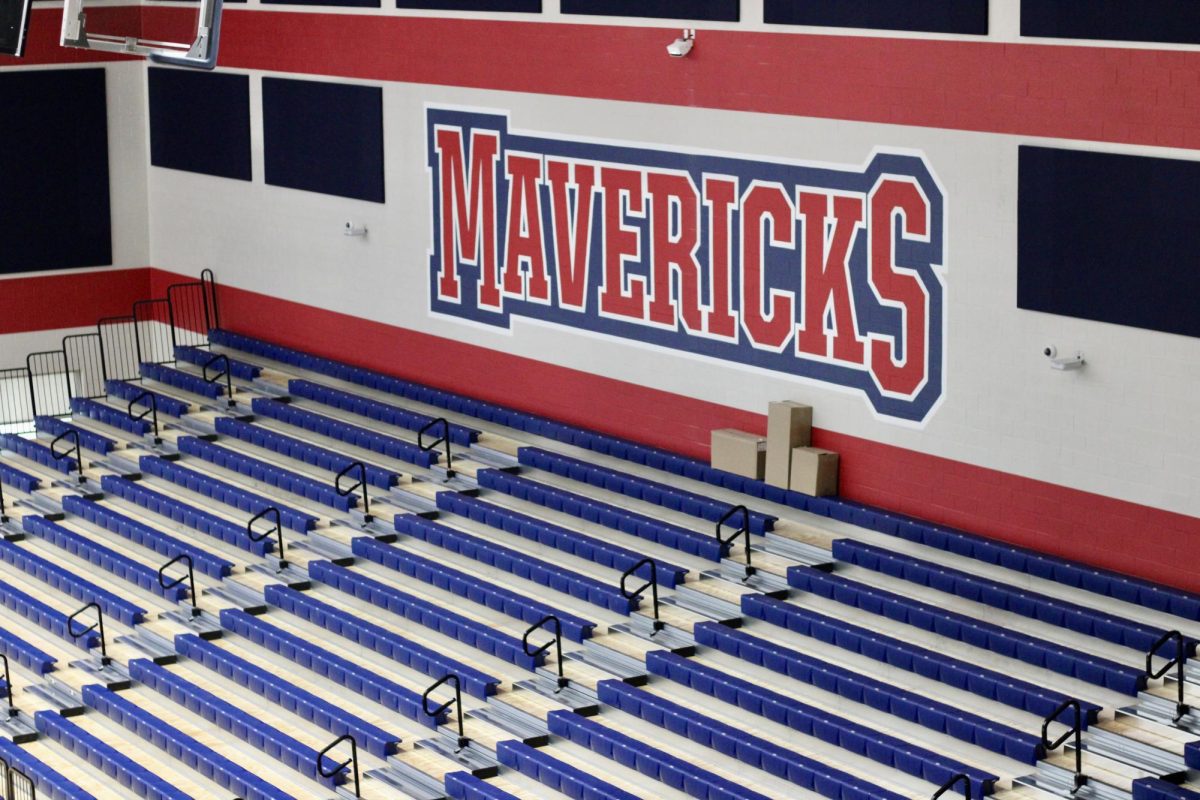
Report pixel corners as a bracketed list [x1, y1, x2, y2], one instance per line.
[667, 29, 695, 58]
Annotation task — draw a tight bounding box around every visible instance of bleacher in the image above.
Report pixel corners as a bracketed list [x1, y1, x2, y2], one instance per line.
[0, 324, 1198, 800]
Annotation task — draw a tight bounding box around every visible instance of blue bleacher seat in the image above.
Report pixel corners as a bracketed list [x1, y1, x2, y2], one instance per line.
[395, 513, 635, 614]
[0, 461, 41, 493]
[435, 491, 688, 588]
[444, 771, 522, 800]
[477, 468, 725, 561]
[0, 734, 97, 800]
[35, 416, 115, 454]
[0, 432, 79, 475]
[176, 435, 356, 511]
[219, 608, 443, 728]
[81, 683, 298, 800]
[0, 535, 147, 626]
[787, 566, 1146, 694]
[140, 455, 318, 533]
[175, 345, 261, 380]
[287, 379, 480, 446]
[0, 625, 57, 674]
[70, 397, 152, 436]
[175, 633, 402, 758]
[35, 709, 192, 800]
[105, 380, 191, 417]
[647, 650, 998, 795]
[496, 739, 642, 800]
[1187, 740, 1200, 771]
[308, 559, 542, 670]
[518, 446, 776, 533]
[693, 621, 1044, 763]
[99, 474, 273, 555]
[140, 362, 224, 398]
[61, 495, 236, 579]
[833, 538, 1196, 659]
[251, 396, 438, 468]
[214, 416, 405, 486]
[0, 576, 99, 650]
[1133, 778, 1200, 800]
[264, 583, 501, 699]
[351, 536, 597, 642]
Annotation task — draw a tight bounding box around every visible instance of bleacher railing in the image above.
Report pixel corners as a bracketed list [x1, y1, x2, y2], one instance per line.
[620, 558, 663, 632]
[67, 602, 108, 665]
[317, 734, 360, 798]
[0, 756, 36, 800]
[50, 429, 84, 484]
[1147, 629, 1190, 722]
[418, 417, 454, 479]
[159, 554, 199, 617]
[0, 653, 15, 717]
[931, 773, 971, 799]
[129, 390, 160, 442]
[0, 269, 219, 434]
[202, 353, 235, 407]
[716, 504, 753, 572]
[1041, 698, 1086, 794]
[523, 615, 567, 690]
[423, 674, 468, 750]
[247, 507, 285, 566]
[335, 462, 371, 522]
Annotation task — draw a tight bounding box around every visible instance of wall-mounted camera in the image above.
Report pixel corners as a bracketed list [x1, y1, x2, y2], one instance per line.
[667, 29, 695, 58]
[344, 221, 368, 237]
[1044, 345, 1085, 371]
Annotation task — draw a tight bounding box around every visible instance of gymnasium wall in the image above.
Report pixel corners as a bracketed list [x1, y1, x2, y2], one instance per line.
[4, 1, 1200, 589]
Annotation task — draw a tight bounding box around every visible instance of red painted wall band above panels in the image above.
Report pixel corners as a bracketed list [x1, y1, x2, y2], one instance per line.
[190, 269, 1200, 595]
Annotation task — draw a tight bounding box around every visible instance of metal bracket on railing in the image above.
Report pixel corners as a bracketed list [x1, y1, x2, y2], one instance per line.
[620, 558, 662, 633]
[51, 429, 84, 484]
[67, 602, 108, 665]
[423, 674, 468, 751]
[716, 504, 752, 573]
[1147, 629, 1190, 722]
[129, 390, 161, 443]
[247, 507, 285, 568]
[335, 462, 371, 523]
[0, 653, 15, 717]
[418, 418, 455, 479]
[1041, 699, 1086, 794]
[523, 615, 567, 691]
[159, 554, 199, 617]
[931, 773, 971, 800]
[317, 733, 360, 798]
[202, 353, 235, 407]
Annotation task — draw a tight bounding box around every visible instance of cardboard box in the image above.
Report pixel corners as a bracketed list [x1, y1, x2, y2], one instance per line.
[710, 429, 767, 479]
[789, 447, 839, 496]
[764, 401, 813, 487]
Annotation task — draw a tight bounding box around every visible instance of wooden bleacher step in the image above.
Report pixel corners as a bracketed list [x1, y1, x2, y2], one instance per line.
[1018, 749, 1154, 800]
[1086, 711, 1192, 777]
[1138, 679, 1200, 733]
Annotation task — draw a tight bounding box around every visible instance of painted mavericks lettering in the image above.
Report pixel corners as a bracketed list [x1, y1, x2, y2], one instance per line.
[427, 108, 946, 424]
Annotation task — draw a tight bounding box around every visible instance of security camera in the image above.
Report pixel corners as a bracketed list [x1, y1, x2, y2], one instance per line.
[1044, 344, 1085, 371]
[344, 221, 367, 237]
[1043, 345, 1057, 359]
[667, 29, 695, 58]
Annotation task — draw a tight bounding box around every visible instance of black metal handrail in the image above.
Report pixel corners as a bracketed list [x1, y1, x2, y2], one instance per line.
[931, 773, 971, 800]
[2, 757, 35, 800]
[523, 615, 567, 690]
[159, 554, 199, 617]
[247, 507, 285, 567]
[317, 734, 360, 798]
[128, 390, 161, 442]
[335, 462, 371, 522]
[423, 674, 468, 750]
[1147, 629, 1190, 722]
[620, 558, 662, 633]
[67, 602, 108, 664]
[0, 652, 14, 717]
[1041, 699, 1086, 794]
[50, 429, 84, 483]
[62, 332, 107, 400]
[25, 349, 71, 419]
[418, 418, 455, 479]
[0, 471, 7, 524]
[716, 504, 752, 572]
[202, 353, 235, 407]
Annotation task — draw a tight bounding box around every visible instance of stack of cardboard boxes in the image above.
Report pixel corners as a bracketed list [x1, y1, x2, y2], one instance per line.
[710, 401, 839, 496]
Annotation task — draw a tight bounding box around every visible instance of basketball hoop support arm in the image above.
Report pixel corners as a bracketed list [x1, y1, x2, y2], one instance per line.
[60, 0, 222, 69]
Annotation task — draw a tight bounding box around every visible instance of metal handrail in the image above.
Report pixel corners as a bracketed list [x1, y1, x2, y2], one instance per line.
[523, 615, 567, 690]
[1041, 699, 1086, 794]
[1147, 629, 1190, 722]
[620, 558, 662, 632]
[159, 554, 199, 617]
[50, 429, 84, 483]
[931, 773, 971, 800]
[202, 353, 235, 407]
[67, 602, 107, 664]
[316, 734, 360, 798]
[335, 462, 371, 521]
[247, 507, 285, 566]
[418, 418, 455, 479]
[716, 504, 752, 571]
[0, 470, 7, 523]
[422, 674, 468, 750]
[0, 653, 14, 716]
[128, 390, 160, 441]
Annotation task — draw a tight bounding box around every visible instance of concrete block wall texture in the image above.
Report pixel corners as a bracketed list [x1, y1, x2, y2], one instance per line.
[2, 2, 1200, 589]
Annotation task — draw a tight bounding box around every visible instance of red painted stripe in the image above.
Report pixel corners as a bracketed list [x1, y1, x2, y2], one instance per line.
[0, 8, 139, 67]
[137, 7, 1200, 150]
[189, 272, 1200, 594]
[0, 268, 152, 334]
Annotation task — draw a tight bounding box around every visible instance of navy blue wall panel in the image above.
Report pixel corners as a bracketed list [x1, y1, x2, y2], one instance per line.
[1018, 146, 1200, 340]
[765, 0, 987, 34]
[1021, 0, 1200, 45]
[262, 78, 385, 203]
[148, 68, 251, 181]
[396, 0, 537, 9]
[563, 0, 737, 22]
[0, 68, 111, 273]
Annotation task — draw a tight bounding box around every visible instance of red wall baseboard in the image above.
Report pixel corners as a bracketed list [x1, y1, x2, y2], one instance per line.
[185, 271, 1200, 595]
